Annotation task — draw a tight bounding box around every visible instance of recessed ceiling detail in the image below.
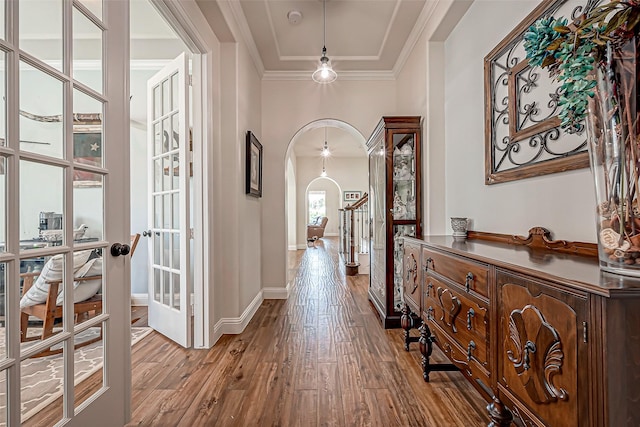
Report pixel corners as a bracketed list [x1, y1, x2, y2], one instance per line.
[234, 0, 427, 74]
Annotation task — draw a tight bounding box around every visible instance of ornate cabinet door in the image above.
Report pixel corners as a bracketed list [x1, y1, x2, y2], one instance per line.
[496, 270, 590, 427]
[402, 240, 421, 313]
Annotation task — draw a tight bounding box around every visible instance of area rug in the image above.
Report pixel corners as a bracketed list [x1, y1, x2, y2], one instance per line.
[0, 326, 152, 422]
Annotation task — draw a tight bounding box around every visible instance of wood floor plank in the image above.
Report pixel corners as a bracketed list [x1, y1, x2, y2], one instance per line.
[317, 362, 345, 427]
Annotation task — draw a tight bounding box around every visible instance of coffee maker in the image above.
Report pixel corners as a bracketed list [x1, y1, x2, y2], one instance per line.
[38, 211, 63, 236]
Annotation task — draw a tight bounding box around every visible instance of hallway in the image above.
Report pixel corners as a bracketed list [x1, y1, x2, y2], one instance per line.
[127, 237, 488, 426]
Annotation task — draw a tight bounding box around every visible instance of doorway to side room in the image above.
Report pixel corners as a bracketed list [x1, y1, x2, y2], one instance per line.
[129, 0, 208, 348]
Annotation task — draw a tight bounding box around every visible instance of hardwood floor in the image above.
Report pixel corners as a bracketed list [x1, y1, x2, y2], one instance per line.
[28, 237, 489, 426]
[128, 237, 488, 426]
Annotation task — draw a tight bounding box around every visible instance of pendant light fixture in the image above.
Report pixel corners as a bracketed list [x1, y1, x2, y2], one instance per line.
[321, 127, 330, 157]
[321, 157, 327, 177]
[312, 0, 337, 84]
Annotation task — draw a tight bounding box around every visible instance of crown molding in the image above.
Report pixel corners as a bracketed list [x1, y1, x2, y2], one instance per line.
[225, 0, 265, 76]
[392, 0, 441, 78]
[262, 70, 396, 81]
[377, 0, 403, 57]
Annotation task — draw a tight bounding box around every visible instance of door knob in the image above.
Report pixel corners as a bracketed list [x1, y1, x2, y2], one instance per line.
[111, 243, 131, 257]
[143, 230, 152, 237]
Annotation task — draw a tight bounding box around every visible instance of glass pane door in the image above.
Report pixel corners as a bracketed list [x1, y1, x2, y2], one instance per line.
[0, 0, 131, 424]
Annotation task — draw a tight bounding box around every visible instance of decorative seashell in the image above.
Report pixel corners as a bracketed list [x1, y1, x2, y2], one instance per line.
[620, 240, 631, 252]
[598, 201, 612, 218]
[614, 249, 626, 258]
[600, 228, 621, 250]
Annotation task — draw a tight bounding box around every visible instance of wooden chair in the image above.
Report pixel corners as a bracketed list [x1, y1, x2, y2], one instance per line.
[20, 233, 141, 356]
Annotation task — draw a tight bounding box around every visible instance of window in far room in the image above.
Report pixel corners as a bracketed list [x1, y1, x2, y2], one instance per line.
[308, 190, 326, 223]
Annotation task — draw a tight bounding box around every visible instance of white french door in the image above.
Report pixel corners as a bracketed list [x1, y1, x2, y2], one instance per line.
[0, 0, 131, 425]
[146, 53, 191, 348]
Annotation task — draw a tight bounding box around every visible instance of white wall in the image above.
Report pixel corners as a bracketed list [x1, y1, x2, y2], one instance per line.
[261, 80, 396, 290]
[442, 1, 596, 241]
[294, 156, 368, 247]
[237, 40, 263, 313]
[394, 0, 597, 242]
[286, 157, 297, 250]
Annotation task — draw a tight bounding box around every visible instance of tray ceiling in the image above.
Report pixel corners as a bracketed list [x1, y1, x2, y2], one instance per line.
[198, 0, 432, 78]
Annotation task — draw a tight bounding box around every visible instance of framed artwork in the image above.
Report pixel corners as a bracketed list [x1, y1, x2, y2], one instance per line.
[73, 123, 103, 188]
[344, 191, 361, 202]
[246, 131, 263, 197]
[483, 0, 591, 185]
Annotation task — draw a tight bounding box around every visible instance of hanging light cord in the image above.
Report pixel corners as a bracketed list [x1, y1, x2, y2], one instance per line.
[323, 0, 326, 53]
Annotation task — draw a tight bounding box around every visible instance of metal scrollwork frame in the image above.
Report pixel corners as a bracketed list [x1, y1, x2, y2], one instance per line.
[483, 0, 601, 185]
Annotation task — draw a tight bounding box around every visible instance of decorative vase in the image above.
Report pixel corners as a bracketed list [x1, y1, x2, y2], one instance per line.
[450, 217, 468, 238]
[587, 33, 640, 276]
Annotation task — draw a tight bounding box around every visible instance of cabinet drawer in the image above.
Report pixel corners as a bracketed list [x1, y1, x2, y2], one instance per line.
[429, 322, 491, 400]
[422, 247, 489, 299]
[423, 274, 489, 369]
[403, 241, 421, 313]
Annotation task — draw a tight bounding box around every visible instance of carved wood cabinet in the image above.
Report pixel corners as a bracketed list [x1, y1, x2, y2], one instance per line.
[367, 116, 422, 328]
[401, 233, 640, 426]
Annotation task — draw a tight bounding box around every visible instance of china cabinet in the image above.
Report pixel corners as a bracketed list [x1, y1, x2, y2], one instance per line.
[367, 116, 422, 328]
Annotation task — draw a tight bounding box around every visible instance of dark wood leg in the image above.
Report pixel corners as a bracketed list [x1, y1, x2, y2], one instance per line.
[401, 304, 414, 351]
[418, 321, 458, 382]
[487, 396, 513, 427]
[419, 322, 434, 382]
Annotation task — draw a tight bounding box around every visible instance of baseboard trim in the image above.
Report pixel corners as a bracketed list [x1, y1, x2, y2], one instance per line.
[212, 290, 264, 338]
[288, 245, 298, 250]
[131, 293, 148, 306]
[296, 244, 307, 250]
[263, 282, 291, 299]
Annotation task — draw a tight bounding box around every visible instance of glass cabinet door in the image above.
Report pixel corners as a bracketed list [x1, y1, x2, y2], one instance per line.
[392, 133, 416, 221]
[393, 224, 416, 310]
[369, 138, 387, 311]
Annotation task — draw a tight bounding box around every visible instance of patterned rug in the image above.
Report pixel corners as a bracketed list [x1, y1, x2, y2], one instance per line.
[0, 326, 152, 423]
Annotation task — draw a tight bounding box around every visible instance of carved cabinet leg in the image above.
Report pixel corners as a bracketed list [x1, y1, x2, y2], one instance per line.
[401, 304, 414, 351]
[487, 396, 513, 427]
[418, 322, 434, 382]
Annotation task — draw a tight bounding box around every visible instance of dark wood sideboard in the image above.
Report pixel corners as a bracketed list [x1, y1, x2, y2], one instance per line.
[400, 228, 640, 427]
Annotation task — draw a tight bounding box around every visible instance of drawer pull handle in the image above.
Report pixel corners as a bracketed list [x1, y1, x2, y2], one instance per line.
[423, 257, 433, 271]
[523, 341, 536, 371]
[426, 282, 433, 295]
[465, 272, 474, 292]
[427, 306, 434, 321]
[467, 308, 475, 331]
[467, 341, 476, 362]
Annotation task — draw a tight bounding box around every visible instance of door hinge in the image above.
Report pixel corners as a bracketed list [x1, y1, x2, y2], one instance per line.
[583, 321, 588, 343]
[190, 228, 194, 239]
[188, 74, 193, 86]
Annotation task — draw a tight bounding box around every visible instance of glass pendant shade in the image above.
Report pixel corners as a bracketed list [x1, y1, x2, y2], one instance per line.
[312, 0, 337, 84]
[312, 52, 337, 84]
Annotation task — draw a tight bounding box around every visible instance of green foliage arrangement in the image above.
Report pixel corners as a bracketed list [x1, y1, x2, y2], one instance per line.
[523, 0, 640, 132]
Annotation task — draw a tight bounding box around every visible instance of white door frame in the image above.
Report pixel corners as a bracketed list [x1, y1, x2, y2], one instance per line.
[149, 0, 218, 349]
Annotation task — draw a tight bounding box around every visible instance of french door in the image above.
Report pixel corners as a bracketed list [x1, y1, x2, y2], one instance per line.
[146, 53, 191, 348]
[0, 0, 130, 425]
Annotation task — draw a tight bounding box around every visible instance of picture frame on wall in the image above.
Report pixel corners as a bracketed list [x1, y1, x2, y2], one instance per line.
[344, 191, 361, 202]
[246, 131, 263, 197]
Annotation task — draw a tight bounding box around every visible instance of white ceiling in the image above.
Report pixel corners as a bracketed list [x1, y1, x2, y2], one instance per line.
[293, 126, 366, 158]
[197, 0, 432, 78]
